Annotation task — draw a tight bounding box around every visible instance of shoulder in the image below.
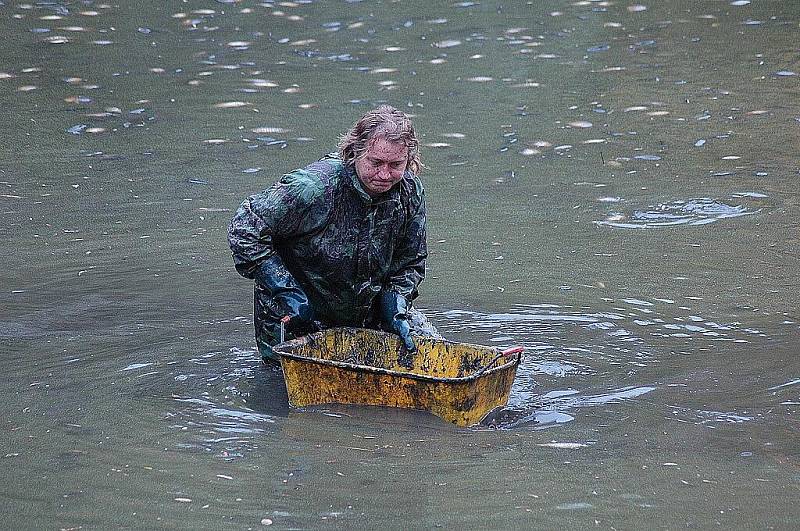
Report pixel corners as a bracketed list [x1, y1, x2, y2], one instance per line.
[277, 154, 345, 204]
[304, 153, 346, 180]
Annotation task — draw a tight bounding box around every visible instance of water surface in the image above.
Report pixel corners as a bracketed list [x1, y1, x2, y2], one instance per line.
[1, 0, 798, 528]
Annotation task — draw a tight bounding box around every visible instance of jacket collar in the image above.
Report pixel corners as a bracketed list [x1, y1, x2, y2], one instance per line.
[345, 163, 401, 205]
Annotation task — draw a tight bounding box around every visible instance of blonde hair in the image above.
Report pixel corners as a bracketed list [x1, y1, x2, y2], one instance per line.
[338, 105, 422, 174]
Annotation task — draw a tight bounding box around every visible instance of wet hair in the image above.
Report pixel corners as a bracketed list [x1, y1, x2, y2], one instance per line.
[337, 105, 422, 174]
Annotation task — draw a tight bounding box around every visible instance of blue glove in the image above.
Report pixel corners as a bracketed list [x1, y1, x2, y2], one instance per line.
[380, 291, 416, 352]
[255, 255, 319, 336]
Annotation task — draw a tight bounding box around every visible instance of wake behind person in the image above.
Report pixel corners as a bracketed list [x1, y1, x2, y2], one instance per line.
[228, 105, 439, 361]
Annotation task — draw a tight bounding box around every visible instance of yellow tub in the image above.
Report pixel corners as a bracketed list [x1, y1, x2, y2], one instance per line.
[274, 327, 522, 427]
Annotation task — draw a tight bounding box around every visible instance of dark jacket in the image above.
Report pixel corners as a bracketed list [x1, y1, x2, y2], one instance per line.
[228, 154, 427, 350]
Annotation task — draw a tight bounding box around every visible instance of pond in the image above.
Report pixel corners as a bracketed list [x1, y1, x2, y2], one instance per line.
[1, 0, 798, 528]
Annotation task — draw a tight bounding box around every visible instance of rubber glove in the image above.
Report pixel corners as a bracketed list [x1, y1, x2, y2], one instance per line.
[255, 255, 319, 337]
[380, 290, 416, 352]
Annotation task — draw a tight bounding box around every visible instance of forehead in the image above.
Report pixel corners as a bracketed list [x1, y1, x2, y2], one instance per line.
[364, 136, 407, 161]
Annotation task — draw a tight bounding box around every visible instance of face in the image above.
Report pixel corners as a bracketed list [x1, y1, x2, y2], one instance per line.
[354, 136, 408, 196]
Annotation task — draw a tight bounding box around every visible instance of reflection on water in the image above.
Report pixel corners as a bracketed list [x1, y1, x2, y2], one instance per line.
[147, 297, 781, 458]
[425, 300, 771, 430]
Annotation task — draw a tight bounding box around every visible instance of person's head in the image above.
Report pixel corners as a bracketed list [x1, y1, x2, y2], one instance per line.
[338, 105, 422, 196]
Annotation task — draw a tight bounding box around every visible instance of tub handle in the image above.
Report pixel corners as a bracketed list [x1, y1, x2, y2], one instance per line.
[279, 315, 291, 343]
[474, 346, 524, 377]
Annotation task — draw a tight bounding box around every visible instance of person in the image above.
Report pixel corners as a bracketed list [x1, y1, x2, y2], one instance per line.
[228, 105, 439, 361]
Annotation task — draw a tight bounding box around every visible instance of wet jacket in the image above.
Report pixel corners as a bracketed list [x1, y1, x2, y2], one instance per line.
[228, 154, 427, 348]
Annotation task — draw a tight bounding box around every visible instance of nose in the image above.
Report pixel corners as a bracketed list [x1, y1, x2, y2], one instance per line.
[377, 164, 391, 179]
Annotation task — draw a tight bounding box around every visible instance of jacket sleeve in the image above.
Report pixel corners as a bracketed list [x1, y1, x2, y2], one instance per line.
[228, 169, 327, 280]
[385, 176, 427, 302]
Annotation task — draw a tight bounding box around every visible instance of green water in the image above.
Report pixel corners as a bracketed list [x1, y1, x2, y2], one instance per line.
[1, 0, 798, 528]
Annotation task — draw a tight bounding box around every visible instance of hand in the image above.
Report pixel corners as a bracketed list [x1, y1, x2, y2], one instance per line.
[256, 255, 320, 337]
[275, 288, 319, 336]
[380, 291, 417, 352]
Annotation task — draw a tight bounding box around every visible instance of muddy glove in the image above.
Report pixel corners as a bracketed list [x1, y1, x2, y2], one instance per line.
[255, 255, 319, 337]
[380, 290, 416, 352]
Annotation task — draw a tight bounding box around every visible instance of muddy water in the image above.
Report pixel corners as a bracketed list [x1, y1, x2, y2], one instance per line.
[1, 0, 798, 528]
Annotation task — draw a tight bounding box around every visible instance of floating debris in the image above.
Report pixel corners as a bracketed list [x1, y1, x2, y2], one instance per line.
[434, 39, 461, 48]
[213, 101, 251, 108]
[627, 4, 648, 12]
[511, 81, 540, 88]
[252, 127, 290, 134]
[67, 124, 87, 135]
[537, 442, 588, 449]
[568, 121, 593, 128]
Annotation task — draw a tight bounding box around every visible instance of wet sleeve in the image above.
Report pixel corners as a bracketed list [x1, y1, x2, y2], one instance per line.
[227, 170, 326, 279]
[386, 178, 427, 301]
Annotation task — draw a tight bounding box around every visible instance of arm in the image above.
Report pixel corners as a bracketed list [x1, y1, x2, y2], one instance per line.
[228, 169, 328, 332]
[385, 176, 427, 301]
[380, 177, 428, 351]
[228, 169, 326, 278]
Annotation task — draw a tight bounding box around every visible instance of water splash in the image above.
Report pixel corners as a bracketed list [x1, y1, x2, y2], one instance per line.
[596, 198, 761, 229]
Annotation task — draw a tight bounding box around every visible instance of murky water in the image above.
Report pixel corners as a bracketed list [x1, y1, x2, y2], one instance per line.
[2, 0, 799, 528]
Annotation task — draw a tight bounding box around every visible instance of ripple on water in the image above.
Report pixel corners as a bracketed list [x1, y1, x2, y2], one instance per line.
[427, 301, 767, 430]
[596, 197, 761, 228]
